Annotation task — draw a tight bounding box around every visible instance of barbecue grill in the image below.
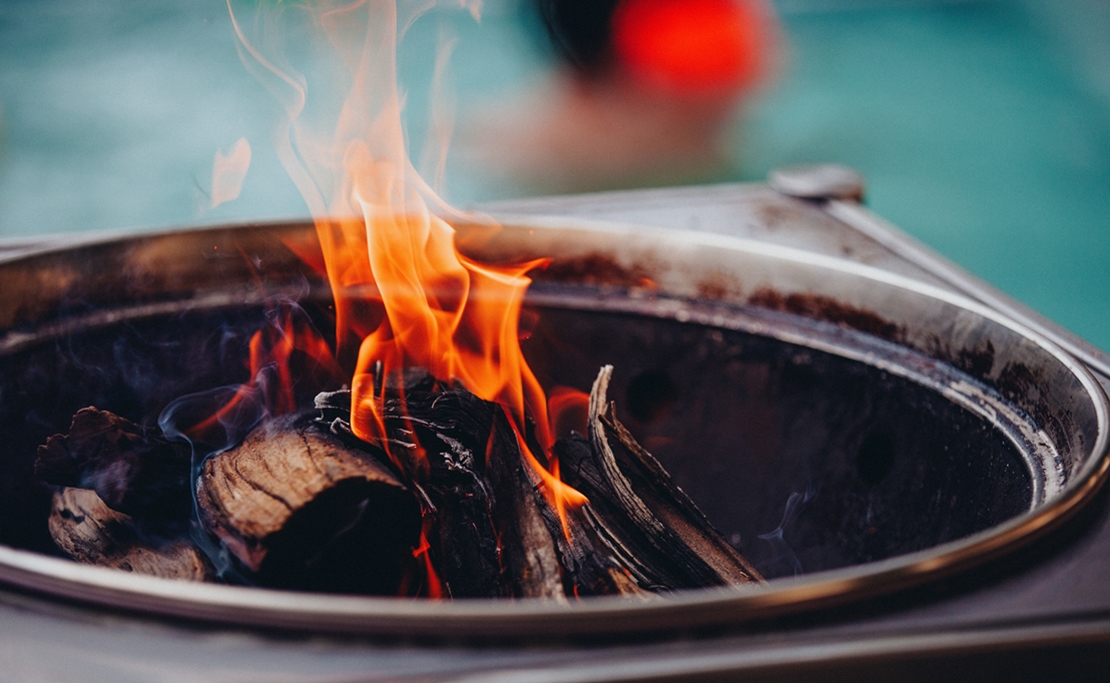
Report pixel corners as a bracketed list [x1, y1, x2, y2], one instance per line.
[1, 166, 1108, 681]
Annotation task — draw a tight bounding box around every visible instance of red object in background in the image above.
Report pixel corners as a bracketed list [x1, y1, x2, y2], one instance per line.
[611, 0, 771, 95]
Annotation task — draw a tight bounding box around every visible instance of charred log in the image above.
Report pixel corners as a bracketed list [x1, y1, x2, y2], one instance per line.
[317, 380, 565, 600]
[484, 408, 566, 599]
[318, 364, 760, 599]
[48, 487, 211, 581]
[35, 407, 192, 521]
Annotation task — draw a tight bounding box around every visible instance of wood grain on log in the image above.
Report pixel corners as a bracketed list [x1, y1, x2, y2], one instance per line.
[195, 412, 422, 594]
[544, 434, 656, 597]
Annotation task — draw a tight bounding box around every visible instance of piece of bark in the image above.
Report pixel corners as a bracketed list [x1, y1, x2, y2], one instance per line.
[600, 407, 763, 585]
[195, 412, 422, 594]
[551, 365, 762, 593]
[543, 434, 657, 597]
[49, 487, 211, 581]
[36, 407, 192, 521]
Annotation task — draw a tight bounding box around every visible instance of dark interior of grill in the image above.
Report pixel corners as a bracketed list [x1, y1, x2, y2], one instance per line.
[0, 295, 1032, 582]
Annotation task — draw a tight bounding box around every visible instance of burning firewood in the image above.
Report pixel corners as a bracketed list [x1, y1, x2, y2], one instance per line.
[48, 487, 212, 581]
[315, 372, 565, 599]
[483, 408, 567, 599]
[36, 367, 760, 598]
[313, 365, 760, 598]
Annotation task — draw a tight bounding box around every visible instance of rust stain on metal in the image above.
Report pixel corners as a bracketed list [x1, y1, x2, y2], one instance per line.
[696, 274, 742, 301]
[533, 254, 658, 289]
[751, 197, 842, 234]
[753, 201, 796, 232]
[994, 359, 1077, 456]
[748, 288, 902, 341]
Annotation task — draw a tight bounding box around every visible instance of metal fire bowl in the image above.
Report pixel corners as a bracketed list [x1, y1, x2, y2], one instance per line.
[0, 211, 1106, 639]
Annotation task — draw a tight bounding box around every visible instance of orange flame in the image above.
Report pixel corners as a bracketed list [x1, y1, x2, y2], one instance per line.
[185, 303, 343, 442]
[229, 0, 586, 536]
[548, 386, 590, 440]
[411, 526, 444, 599]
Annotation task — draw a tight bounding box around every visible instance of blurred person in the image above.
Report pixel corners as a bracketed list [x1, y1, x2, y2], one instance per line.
[460, 0, 778, 194]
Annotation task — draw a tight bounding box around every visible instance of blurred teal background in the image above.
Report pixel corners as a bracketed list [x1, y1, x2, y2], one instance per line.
[0, 0, 1107, 349]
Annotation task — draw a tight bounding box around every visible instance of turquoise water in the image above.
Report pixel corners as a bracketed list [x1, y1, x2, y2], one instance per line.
[738, 1, 1110, 353]
[1, 1, 1107, 349]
